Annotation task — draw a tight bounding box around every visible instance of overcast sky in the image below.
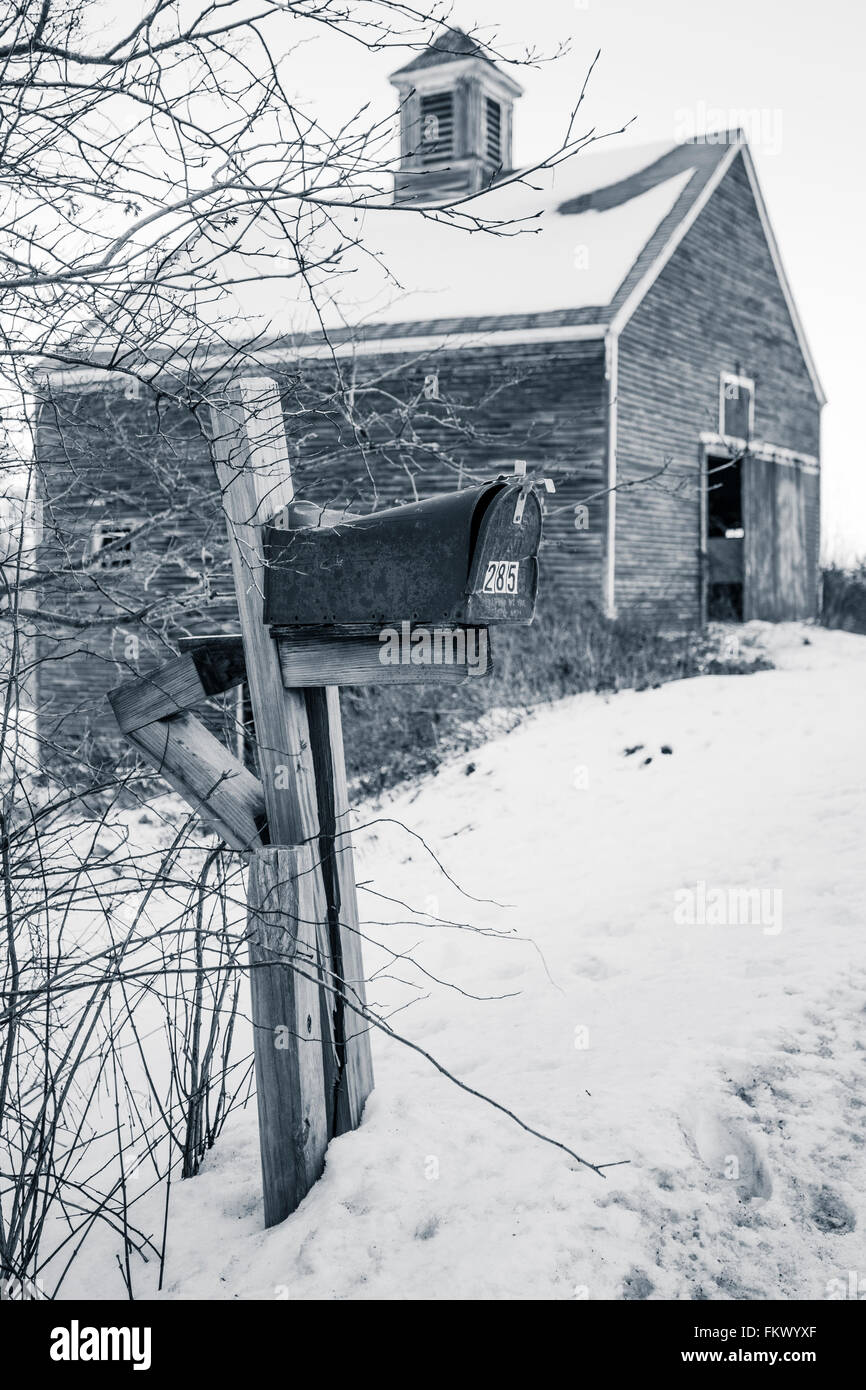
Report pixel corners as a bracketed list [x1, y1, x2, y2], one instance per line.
[287, 0, 862, 561]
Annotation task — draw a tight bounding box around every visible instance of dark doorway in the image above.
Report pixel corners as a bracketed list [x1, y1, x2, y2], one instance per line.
[706, 455, 744, 620]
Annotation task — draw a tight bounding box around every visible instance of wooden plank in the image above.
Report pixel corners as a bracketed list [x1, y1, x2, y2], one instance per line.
[774, 463, 809, 619]
[124, 712, 266, 851]
[206, 380, 322, 846]
[247, 845, 331, 1225]
[109, 654, 210, 732]
[109, 643, 247, 733]
[698, 447, 709, 624]
[802, 468, 821, 616]
[207, 378, 341, 1144]
[277, 627, 493, 687]
[743, 452, 777, 621]
[305, 687, 374, 1136]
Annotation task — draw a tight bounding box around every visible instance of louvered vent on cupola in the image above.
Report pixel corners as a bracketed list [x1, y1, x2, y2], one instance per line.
[419, 91, 455, 162]
[389, 28, 523, 207]
[485, 98, 502, 163]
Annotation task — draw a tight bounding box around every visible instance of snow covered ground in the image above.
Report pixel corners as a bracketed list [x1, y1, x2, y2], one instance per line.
[66, 621, 866, 1301]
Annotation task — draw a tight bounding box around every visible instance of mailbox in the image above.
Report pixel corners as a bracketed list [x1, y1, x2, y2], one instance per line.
[262, 479, 543, 628]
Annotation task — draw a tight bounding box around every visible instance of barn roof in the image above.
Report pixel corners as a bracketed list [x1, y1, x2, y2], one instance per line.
[263, 135, 728, 344]
[49, 131, 824, 406]
[245, 130, 822, 404]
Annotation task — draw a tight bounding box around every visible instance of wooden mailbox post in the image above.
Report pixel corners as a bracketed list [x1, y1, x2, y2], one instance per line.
[108, 376, 545, 1226]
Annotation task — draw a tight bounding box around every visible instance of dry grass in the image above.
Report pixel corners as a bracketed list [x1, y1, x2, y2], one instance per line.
[341, 598, 773, 797]
[821, 563, 866, 635]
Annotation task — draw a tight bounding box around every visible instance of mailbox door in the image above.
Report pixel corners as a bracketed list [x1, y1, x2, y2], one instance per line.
[464, 487, 542, 624]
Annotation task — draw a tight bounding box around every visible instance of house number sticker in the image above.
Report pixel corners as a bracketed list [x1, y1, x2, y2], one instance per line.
[482, 560, 519, 595]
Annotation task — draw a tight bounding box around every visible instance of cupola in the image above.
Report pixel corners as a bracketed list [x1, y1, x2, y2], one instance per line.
[390, 28, 523, 206]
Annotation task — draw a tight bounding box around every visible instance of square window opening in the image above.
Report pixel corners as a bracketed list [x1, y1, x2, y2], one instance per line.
[91, 519, 135, 569]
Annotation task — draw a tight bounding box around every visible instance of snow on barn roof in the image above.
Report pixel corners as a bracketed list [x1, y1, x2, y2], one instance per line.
[47, 128, 823, 406]
[257, 134, 738, 351]
[256, 128, 823, 405]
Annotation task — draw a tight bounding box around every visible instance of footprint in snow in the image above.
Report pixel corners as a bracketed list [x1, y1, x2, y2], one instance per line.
[688, 1109, 773, 1201]
[622, 1268, 655, 1300]
[571, 955, 617, 981]
[809, 1186, 856, 1235]
[414, 1215, 441, 1241]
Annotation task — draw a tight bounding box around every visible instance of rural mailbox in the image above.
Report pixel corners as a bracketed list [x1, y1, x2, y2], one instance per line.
[109, 384, 550, 1233]
[262, 478, 543, 628]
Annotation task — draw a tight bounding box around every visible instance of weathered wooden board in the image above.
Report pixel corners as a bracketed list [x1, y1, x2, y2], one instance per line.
[207, 381, 322, 847]
[744, 454, 812, 621]
[774, 463, 809, 620]
[276, 626, 493, 687]
[247, 845, 331, 1225]
[743, 452, 776, 621]
[111, 654, 208, 731]
[305, 686, 375, 1135]
[110, 641, 247, 733]
[123, 712, 265, 851]
[207, 378, 341, 1204]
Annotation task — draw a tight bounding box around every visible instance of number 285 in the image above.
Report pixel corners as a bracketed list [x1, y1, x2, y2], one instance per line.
[481, 560, 519, 595]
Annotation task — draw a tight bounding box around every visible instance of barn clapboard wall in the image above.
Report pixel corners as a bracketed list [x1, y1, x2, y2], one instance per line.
[34, 338, 607, 748]
[614, 151, 821, 625]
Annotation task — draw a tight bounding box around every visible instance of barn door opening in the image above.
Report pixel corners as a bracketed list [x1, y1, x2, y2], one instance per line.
[706, 454, 744, 620]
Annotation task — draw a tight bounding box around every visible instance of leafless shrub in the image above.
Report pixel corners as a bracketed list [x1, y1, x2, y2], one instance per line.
[0, 0, 629, 1296]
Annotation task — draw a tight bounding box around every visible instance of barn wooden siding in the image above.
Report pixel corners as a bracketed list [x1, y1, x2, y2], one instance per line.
[743, 455, 820, 621]
[274, 339, 608, 607]
[35, 338, 607, 746]
[614, 151, 821, 625]
[34, 388, 237, 751]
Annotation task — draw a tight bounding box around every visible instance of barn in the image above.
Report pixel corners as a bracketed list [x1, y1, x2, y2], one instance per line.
[34, 27, 824, 749]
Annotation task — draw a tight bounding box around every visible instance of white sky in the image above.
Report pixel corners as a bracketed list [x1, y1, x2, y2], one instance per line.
[283, 0, 864, 562]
